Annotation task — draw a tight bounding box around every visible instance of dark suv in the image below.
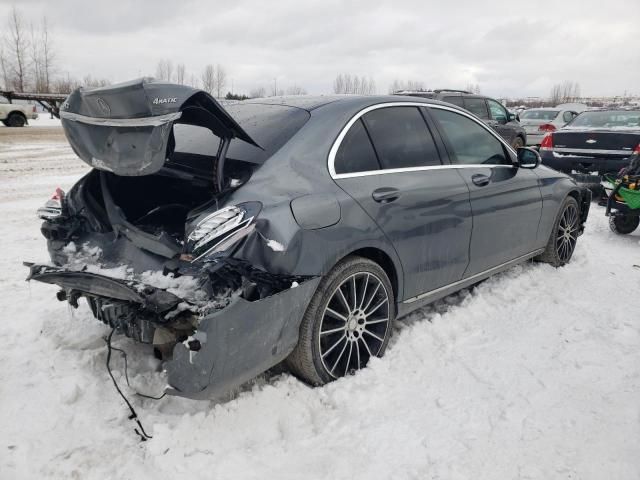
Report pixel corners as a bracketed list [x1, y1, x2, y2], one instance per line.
[395, 89, 526, 149]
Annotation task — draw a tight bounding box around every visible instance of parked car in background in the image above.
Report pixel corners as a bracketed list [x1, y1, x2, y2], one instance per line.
[27, 79, 590, 399]
[0, 101, 38, 127]
[540, 109, 640, 182]
[519, 106, 582, 146]
[394, 89, 527, 149]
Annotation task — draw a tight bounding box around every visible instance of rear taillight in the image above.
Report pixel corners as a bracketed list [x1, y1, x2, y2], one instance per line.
[634, 143, 640, 154]
[37, 187, 65, 220]
[540, 133, 553, 151]
[538, 123, 556, 132]
[32, 105, 37, 113]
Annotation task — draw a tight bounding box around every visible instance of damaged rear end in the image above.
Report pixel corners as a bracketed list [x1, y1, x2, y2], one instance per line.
[26, 78, 319, 398]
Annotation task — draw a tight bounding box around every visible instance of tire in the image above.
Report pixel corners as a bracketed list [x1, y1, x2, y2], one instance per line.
[609, 215, 639, 235]
[7, 112, 26, 127]
[286, 256, 396, 385]
[511, 136, 524, 149]
[537, 196, 580, 267]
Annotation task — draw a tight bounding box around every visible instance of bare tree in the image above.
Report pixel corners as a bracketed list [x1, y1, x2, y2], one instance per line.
[214, 64, 226, 98]
[5, 7, 29, 91]
[465, 83, 481, 94]
[52, 73, 80, 94]
[333, 74, 344, 94]
[82, 75, 110, 87]
[249, 86, 266, 98]
[201, 64, 215, 94]
[29, 22, 45, 92]
[40, 16, 54, 92]
[155, 59, 175, 82]
[0, 45, 9, 90]
[187, 73, 199, 89]
[286, 85, 307, 95]
[549, 81, 581, 104]
[175, 63, 186, 84]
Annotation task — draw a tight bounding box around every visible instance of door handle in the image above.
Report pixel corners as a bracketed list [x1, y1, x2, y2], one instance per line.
[372, 187, 400, 203]
[471, 174, 490, 187]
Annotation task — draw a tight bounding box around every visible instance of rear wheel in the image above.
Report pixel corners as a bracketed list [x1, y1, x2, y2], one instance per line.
[286, 256, 395, 385]
[537, 196, 580, 267]
[609, 215, 639, 234]
[7, 112, 26, 127]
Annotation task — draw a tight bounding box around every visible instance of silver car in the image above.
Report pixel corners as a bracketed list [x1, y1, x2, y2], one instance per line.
[520, 107, 581, 146]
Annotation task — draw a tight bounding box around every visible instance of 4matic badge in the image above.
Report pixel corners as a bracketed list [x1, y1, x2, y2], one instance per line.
[152, 97, 177, 105]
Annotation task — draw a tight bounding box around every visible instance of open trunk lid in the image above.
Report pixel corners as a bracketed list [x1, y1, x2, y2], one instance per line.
[59, 78, 259, 176]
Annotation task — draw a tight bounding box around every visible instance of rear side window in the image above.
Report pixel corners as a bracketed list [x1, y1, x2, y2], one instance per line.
[463, 98, 489, 119]
[334, 119, 380, 174]
[431, 108, 510, 165]
[442, 96, 464, 107]
[562, 111, 576, 123]
[362, 107, 441, 169]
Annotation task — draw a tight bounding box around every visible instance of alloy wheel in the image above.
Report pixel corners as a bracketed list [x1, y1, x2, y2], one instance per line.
[318, 272, 390, 378]
[556, 203, 579, 262]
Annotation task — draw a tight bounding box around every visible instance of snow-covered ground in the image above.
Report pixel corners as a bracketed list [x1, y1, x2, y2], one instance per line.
[1, 133, 639, 480]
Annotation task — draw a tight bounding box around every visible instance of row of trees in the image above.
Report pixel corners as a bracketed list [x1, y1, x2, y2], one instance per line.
[550, 81, 581, 104]
[333, 73, 377, 94]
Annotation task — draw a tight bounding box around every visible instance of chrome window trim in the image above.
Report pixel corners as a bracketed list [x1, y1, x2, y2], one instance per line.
[328, 102, 517, 179]
[551, 147, 634, 156]
[59, 110, 182, 127]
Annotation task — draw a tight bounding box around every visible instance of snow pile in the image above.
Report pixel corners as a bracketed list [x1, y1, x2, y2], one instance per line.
[0, 140, 639, 479]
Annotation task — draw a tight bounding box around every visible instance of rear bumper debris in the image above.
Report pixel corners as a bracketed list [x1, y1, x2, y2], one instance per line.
[25, 261, 319, 399]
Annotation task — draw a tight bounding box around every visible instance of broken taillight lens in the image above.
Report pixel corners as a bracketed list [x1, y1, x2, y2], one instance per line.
[37, 187, 65, 220]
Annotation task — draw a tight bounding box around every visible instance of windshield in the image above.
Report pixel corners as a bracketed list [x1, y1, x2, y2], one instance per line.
[520, 110, 559, 121]
[568, 111, 640, 129]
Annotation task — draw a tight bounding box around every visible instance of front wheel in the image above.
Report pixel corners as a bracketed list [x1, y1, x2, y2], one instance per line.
[537, 196, 580, 267]
[609, 215, 639, 234]
[286, 256, 395, 385]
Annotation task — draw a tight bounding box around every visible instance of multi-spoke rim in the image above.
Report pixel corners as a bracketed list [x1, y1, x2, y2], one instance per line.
[318, 272, 390, 379]
[556, 203, 579, 262]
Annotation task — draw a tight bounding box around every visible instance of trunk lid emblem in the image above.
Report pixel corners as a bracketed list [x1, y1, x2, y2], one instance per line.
[586, 139, 597, 144]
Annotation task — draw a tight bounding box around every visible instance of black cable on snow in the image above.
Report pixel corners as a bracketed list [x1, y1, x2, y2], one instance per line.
[104, 328, 153, 442]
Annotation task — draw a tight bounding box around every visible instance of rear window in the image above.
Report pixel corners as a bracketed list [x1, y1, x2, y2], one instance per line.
[568, 111, 640, 129]
[463, 98, 489, 119]
[173, 103, 310, 164]
[442, 96, 464, 107]
[520, 110, 560, 121]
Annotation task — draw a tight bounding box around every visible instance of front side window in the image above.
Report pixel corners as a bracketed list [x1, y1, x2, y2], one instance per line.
[431, 108, 510, 165]
[487, 99, 508, 121]
[362, 106, 441, 169]
[334, 119, 380, 174]
[463, 98, 489, 119]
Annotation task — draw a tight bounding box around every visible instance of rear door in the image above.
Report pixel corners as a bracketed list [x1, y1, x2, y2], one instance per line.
[331, 105, 472, 300]
[428, 106, 543, 276]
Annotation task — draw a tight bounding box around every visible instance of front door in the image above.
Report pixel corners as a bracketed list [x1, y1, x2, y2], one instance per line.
[331, 105, 472, 300]
[428, 106, 543, 276]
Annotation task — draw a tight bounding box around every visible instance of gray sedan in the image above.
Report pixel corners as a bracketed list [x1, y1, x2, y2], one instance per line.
[27, 79, 591, 399]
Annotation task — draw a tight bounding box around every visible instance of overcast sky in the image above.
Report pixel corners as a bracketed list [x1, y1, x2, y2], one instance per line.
[2, 0, 638, 98]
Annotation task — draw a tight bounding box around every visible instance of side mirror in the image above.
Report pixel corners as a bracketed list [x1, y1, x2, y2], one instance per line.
[516, 147, 541, 169]
[509, 113, 517, 122]
[495, 114, 507, 125]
